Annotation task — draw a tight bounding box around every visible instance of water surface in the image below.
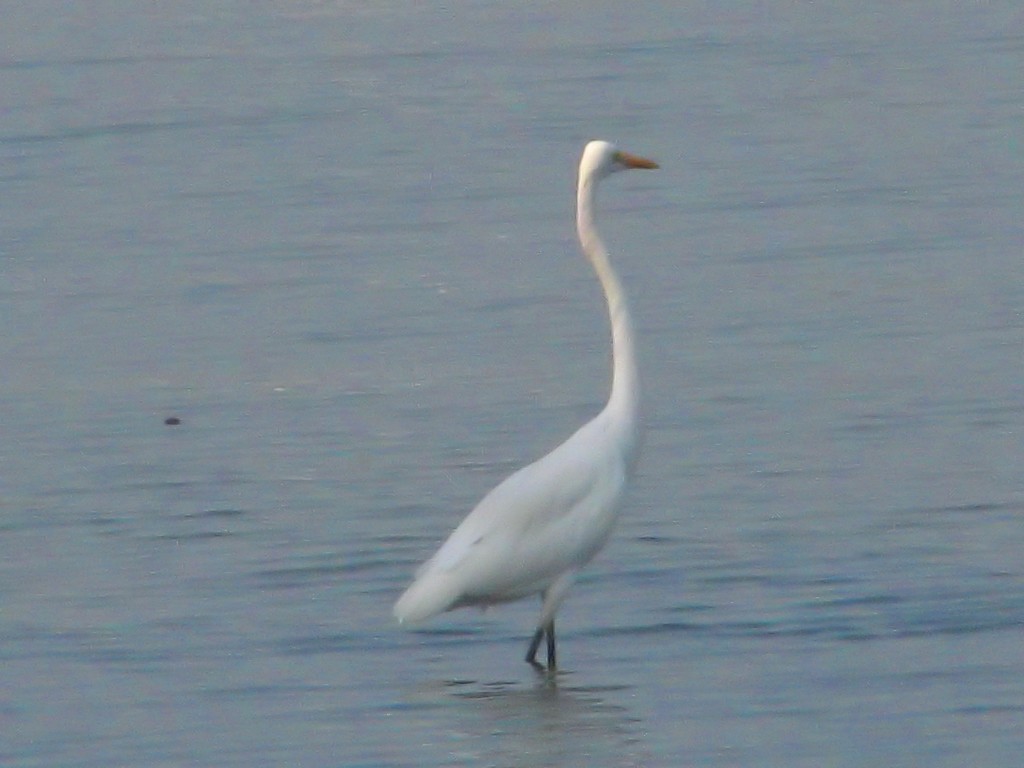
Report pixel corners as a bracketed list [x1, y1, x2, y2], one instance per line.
[2, 3, 1023, 766]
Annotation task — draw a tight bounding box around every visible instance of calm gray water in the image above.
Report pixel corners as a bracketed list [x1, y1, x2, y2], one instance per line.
[2, 3, 1023, 766]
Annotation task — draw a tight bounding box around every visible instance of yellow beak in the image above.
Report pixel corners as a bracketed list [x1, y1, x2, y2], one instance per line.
[615, 150, 659, 170]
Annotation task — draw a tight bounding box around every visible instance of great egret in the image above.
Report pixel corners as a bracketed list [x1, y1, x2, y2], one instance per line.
[394, 140, 658, 670]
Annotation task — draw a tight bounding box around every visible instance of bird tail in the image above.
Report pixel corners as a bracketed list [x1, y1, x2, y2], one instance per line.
[393, 570, 462, 624]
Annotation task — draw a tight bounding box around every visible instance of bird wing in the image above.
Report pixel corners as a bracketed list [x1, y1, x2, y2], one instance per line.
[418, 416, 629, 599]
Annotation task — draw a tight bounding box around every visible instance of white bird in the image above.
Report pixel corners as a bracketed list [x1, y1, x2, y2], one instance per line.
[394, 140, 658, 669]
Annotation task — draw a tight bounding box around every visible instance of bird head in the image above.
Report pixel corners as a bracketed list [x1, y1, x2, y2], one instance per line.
[580, 140, 659, 182]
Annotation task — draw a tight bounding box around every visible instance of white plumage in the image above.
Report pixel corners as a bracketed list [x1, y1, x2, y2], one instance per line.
[394, 141, 658, 669]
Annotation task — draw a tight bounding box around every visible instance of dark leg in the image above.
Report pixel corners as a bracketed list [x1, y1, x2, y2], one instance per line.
[545, 619, 556, 670]
[525, 626, 544, 667]
[525, 619, 556, 670]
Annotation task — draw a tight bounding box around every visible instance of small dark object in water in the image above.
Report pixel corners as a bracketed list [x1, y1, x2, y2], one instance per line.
[164, 416, 181, 426]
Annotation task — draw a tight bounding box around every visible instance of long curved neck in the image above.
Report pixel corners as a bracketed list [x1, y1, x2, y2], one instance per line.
[577, 171, 640, 452]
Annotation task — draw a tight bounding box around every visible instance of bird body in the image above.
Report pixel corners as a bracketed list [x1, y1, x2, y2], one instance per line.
[395, 403, 633, 622]
[394, 141, 657, 668]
